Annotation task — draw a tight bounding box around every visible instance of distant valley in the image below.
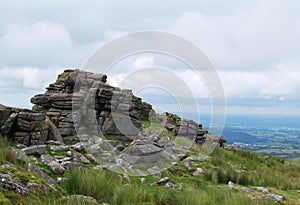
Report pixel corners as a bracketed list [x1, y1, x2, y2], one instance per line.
[201, 114, 300, 161]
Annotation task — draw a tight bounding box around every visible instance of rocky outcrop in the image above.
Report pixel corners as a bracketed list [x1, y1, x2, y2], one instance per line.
[1, 106, 49, 146]
[30, 69, 155, 143]
[1, 69, 225, 150]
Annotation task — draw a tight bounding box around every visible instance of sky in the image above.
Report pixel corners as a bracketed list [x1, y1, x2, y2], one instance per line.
[0, 0, 300, 115]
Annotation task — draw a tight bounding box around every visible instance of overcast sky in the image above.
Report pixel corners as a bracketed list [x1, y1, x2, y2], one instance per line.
[0, 0, 299, 115]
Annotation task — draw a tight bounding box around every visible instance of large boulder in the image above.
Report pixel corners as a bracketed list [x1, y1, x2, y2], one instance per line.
[1, 112, 18, 134]
[45, 116, 63, 142]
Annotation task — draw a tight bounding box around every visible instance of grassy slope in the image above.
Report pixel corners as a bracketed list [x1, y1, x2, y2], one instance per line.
[0, 133, 300, 205]
[47, 147, 300, 205]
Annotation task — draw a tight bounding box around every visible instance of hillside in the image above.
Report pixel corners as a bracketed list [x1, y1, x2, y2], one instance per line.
[0, 70, 299, 204]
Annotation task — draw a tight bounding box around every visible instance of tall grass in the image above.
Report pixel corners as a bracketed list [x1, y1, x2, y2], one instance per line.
[61, 168, 276, 205]
[0, 135, 20, 165]
[204, 147, 300, 190]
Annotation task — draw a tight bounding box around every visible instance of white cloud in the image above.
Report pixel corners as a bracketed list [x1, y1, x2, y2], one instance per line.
[0, 21, 102, 68]
[0, 66, 65, 108]
[133, 56, 155, 69]
[169, 0, 300, 71]
[0, 66, 63, 89]
[218, 66, 300, 100]
[0, 0, 299, 114]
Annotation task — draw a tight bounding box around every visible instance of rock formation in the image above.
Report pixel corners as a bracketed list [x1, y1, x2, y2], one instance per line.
[1, 69, 222, 148]
[0, 69, 225, 176]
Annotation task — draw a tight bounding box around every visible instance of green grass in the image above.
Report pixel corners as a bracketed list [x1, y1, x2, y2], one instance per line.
[142, 120, 151, 128]
[1, 131, 299, 204]
[59, 167, 278, 205]
[142, 120, 163, 131]
[159, 131, 176, 141]
[33, 121, 49, 131]
[203, 147, 300, 190]
[0, 115, 9, 128]
[0, 135, 20, 165]
[55, 70, 74, 84]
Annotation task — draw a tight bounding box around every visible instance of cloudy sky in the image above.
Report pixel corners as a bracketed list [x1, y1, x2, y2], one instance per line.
[0, 0, 299, 115]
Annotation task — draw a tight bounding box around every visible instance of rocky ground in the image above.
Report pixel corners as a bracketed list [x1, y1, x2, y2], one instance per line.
[0, 70, 299, 204]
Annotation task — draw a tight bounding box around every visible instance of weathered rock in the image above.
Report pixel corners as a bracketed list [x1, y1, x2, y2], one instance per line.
[101, 117, 142, 140]
[94, 165, 105, 171]
[31, 130, 48, 145]
[66, 151, 72, 157]
[165, 182, 175, 189]
[0, 174, 28, 196]
[65, 195, 97, 203]
[71, 142, 85, 152]
[120, 140, 163, 164]
[48, 145, 70, 152]
[85, 154, 96, 163]
[27, 182, 50, 196]
[266, 193, 285, 203]
[71, 155, 90, 164]
[255, 187, 269, 193]
[28, 163, 57, 186]
[30, 94, 50, 106]
[123, 140, 162, 156]
[62, 161, 87, 171]
[1, 112, 18, 134]
[151, 177, 170, 186]
[57, 177, 67, 183]
[45, 116, 63, 143]
[147, 166, 162, 178]
[165, 123, 175, 130]
[22, 145, 47, 155]
[228, 181, 237, 190]
[140, 178, 146, 184]
[158, 136, 173, 147]
[0, 163, 15, 170]
[19, 112, 45, 122]
[182, 158, 192, 171]
[41, 154, 65, 174]
[13, 131, 31, 146]
[193, 167, 204, 176]
[241, 187, 254, 193]
[16, 118, 31, 131]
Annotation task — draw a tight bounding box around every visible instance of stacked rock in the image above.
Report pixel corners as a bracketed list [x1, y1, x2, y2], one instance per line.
[30, 69, 156, 142]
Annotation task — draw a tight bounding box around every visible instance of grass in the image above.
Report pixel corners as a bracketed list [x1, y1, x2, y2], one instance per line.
[142, 120, 151, 128]
[55, 70, 74, 84]
[59, 167, 278, 205]
[0, 115, 9, 128]
[1, 131, 299, 204]
[142, 120, 164, 131]
[0, 135, 20, 165]
[33, 121, 49, 131]
[203, 147, 300, 190]
[159, 131, 176, 141]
